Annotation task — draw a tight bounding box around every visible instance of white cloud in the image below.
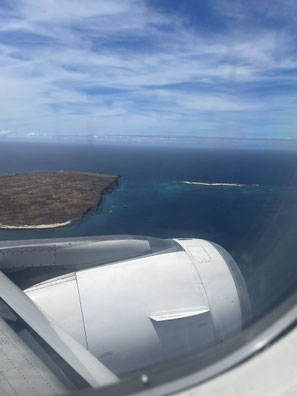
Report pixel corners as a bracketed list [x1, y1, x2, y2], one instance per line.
[27, 132, 39, 136]
[0, 0, 296, 139]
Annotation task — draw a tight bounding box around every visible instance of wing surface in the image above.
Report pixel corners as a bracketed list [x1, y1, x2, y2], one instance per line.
[0, 315, 68, 396]
[0, 271, 119, 393]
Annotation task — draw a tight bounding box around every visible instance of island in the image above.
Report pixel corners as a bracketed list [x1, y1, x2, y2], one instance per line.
[181, 181, 259, 187]
[0, 171, 119, 229]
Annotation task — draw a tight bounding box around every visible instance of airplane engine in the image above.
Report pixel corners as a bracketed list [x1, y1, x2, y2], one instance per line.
[25, 236, 250, 377]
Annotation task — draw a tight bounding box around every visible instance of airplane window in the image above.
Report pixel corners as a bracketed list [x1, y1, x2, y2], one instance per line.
[0, 1, 296, 395]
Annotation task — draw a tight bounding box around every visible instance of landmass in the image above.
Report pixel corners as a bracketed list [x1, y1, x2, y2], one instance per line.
[181, 181, 260, 187]
[0, 171, 119, 229]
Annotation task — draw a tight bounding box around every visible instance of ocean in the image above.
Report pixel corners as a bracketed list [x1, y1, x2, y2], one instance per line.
[1, 140, 297, 320]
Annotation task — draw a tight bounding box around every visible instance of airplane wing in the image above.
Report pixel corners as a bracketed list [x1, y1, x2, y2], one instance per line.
[0, 271, 119, 396]
[0, 314, 68, 396]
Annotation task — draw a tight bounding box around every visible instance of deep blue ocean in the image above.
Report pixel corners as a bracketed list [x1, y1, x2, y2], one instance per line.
[1, 140, 297, 320]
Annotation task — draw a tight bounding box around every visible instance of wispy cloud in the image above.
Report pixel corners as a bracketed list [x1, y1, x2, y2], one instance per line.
[27, 131, 39, 136]
[0, 0, 296, 140]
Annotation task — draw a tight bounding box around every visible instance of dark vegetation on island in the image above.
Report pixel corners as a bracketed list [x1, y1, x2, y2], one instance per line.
[0, 171, 119, 228]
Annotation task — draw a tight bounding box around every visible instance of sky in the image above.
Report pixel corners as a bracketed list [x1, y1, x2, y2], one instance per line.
[0, 0, 296, 143]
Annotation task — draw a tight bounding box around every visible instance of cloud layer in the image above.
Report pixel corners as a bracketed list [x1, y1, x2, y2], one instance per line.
[0, 0, 296, 141]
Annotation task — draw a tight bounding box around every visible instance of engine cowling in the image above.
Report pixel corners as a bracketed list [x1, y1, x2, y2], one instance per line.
[25, 237, 250, 377]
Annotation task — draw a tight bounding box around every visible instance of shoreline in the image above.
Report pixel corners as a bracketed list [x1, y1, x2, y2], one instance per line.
[0, 171, 120, 231]
[0, 220, 73, 230]
[181, 181, 260, 187]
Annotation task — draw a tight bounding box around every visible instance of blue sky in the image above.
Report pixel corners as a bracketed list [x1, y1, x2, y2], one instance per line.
[0, 0, 296, 142]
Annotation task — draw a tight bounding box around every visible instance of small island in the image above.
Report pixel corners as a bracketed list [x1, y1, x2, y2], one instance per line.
[0, 171, 119, 229]
[181, 181, 259, 187]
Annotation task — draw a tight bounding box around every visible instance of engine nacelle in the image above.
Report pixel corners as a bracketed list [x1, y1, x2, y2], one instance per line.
[25, 237, 250, 377]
